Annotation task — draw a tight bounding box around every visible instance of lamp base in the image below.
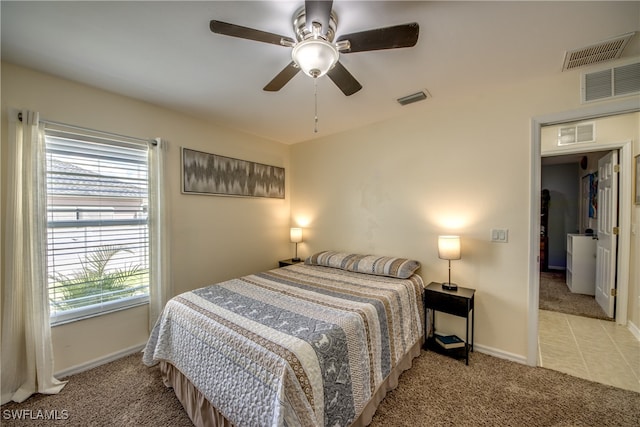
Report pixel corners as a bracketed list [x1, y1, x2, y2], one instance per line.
[292, 257, 301, 262]
[442, 282, 458, 291]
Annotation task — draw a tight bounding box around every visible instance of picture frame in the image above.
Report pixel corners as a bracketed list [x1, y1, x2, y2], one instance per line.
[181, 147, 285, 199]
[635, 154, 640, 205]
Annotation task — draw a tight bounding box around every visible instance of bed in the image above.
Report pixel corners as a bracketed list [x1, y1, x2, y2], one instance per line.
[143, 251, 424, 427]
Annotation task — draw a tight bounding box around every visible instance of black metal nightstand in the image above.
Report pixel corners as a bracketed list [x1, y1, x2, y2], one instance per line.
[424, 281, 475, 365]
[278, 258, 304, 267]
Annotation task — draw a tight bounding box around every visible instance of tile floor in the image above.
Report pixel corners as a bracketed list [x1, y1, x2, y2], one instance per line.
[538, 309, 640, 393]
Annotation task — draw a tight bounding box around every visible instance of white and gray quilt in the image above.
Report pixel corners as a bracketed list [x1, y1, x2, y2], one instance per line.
[143, 263, 424, 427]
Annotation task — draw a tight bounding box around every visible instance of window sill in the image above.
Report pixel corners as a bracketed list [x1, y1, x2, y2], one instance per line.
[50, 297, 149, 327]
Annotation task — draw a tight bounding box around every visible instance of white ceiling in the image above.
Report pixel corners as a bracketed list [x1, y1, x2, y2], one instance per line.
[2, 1, 639, 144]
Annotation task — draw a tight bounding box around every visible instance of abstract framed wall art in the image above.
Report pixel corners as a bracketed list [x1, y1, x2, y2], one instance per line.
[182, 148, 285, 199]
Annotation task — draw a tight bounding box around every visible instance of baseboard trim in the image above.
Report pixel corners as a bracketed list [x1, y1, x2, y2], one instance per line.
[474, 343, 528, 365]
[54, 340, 539, 378]
[628, 320, 640, 341]
[55, 342, 147, 378]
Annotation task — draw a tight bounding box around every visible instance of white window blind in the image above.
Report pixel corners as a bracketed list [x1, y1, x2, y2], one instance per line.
[45, 129, 150, 325]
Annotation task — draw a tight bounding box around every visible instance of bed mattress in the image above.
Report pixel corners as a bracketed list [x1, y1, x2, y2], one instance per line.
[143, 262, 424, 426]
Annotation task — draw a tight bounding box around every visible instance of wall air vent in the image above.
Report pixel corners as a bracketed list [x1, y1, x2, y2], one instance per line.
[557, 122, 595, 146]
[581, 61, 640, 102]
[563, 32, 635, 71]
[397, 90, 428, 106]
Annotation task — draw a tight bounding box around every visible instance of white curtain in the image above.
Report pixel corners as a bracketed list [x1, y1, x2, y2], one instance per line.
[1, 109, 67, 404]
[148, 137, 172, 330]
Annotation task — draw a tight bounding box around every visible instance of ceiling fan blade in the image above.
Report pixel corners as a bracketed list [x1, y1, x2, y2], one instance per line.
[263, 62, 301, 92]
[327, 61, 362, 96]
[305, 0, 333, 34]
[337, 23, 419, 53]
[210, 20, 295, 46]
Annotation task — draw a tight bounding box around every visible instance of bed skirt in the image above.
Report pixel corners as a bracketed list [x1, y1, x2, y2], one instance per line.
[160, 339, 423, 427]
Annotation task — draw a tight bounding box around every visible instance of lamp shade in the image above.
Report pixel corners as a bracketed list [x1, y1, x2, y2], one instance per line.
[290, 227, 303, 243]
[438, 235, 461, 260]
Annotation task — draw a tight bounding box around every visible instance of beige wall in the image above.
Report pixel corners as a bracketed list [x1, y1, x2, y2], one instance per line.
[290, 62, 640, 360]
[635, 122, 640, 335]
[634, 121, 640, 337]
[1, 62, 292, 373]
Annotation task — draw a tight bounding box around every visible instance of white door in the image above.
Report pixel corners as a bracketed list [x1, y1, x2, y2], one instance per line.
[595, 151, 618, 317]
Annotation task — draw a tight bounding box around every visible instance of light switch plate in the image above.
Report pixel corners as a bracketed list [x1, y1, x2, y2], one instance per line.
[491, 228, 509, 243]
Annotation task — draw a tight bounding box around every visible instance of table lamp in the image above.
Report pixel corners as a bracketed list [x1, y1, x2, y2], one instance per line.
[438, 235, 461, 291]
[290, 227, 303, 261]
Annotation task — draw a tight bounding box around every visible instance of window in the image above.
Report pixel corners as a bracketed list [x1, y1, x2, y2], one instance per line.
[45, 129, 150, 325]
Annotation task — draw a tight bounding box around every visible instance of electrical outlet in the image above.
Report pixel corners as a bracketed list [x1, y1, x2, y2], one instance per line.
[491, 228, 509, 243]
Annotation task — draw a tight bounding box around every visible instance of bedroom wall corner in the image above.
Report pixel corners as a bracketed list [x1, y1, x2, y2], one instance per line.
[0, 61, 293, 374]
[289, 68, 604, 360]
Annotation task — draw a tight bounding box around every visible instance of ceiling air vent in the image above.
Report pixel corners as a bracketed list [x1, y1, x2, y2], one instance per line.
[582, 61, 640, 102]
[562, 32, 635, 71]
[397, 90, 428, 106]
[558, 122, 595, 146]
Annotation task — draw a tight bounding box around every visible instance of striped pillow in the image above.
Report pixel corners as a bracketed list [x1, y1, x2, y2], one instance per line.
[306, 251, 420, 279]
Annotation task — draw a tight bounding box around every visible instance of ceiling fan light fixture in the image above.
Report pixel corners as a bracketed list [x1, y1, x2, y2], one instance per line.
[292, 38, 339, 78]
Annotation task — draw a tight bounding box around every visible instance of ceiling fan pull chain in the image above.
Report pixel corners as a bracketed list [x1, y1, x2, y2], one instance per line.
[314, 77, 319, 133]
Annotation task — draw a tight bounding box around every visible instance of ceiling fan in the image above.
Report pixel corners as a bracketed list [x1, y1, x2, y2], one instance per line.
[209, 0, 419, 96]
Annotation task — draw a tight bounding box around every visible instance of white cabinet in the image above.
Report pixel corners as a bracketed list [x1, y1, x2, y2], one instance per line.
[566, 234, 596, 295]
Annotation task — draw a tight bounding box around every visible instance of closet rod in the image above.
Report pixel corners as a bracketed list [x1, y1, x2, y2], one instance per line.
[17, 112, 156, 145]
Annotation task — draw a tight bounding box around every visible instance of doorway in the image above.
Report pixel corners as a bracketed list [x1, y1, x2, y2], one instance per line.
[539, 149, 614, 320]
[528, 99, 638, 368]
[533, 114, 637, 392]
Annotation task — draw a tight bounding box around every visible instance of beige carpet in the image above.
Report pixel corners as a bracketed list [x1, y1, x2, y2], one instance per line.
[539, 271, 611, 320]
[2, 350, 638, 426]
